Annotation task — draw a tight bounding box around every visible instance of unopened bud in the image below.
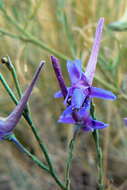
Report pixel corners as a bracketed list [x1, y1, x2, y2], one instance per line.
[1, 56, 13, 70]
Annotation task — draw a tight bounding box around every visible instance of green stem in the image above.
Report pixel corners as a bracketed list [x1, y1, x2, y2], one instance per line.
[3, 56, 23, 98]
[0, 7, 127, 100]
[0, 73, 52, 169]
[0, 26, 127, 99]
[0, 8, 70, 61]
[93, 130, 104, 190]
[24, 35, 70, 61]
[0, 73, 66, 190]
[26, 114, 66, 190]
[11, 135, 66, 190]
[10, 65, 22, 98]
[8, 135, 49, 173]
[65, 130, 78, 190]
[91, 102, 104, 190]
[3, 58, 59, 177]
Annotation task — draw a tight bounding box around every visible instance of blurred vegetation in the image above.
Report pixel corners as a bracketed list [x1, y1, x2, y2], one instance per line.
[0, 0, 127, 190]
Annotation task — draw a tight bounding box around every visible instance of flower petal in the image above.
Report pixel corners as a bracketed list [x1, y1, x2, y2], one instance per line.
[80, 73, 90, 86]
[51, 56, 68, 98]
[91, 119, 108, 129]
[82, 117, 108, 131]
[123, 118, 127, 126]
[54, 91, 63, 98]
[62, 105, 73, 116]
[58, 115, 75, 124]
[5, 61, 45, 131]
[71, 88, 85, 109]
[85, 18, 104, 85]
[90, 87, 116, 100]
[78, 99, 90, 118]
[82, 126, 94, 132]
[67, 60, 82, 84]
[64, 87, 73, 105]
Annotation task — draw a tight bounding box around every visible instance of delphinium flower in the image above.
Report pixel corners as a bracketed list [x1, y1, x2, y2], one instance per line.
[0, 61, 45, 140]
[123, 118, 127, 126]
[58, 99, 108, 131]
[51, 56, 108, 131]
[54, 18, 116, 110]
[51, 18, 116, 131]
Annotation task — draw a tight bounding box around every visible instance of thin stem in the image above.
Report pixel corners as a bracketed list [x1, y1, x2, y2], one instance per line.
[1, 7, 127, 100]
[1, 28, 127, 100]
[0, 73, 66, 190]
[65, 130, 78, 190]
[11, 135, 66, 190]
[0, 8, 70, 61]
[0, 73, 31, 122]
[91, 102, 104, 190]
[0, 73, 53, 169]
[2, 58, 59, 177]
[10, 64, 22, 98]
[93, 130, 104, 190]
[26, 114, 66, 190]
[1, 56, 23, 98]
[8, 135, 49, 172]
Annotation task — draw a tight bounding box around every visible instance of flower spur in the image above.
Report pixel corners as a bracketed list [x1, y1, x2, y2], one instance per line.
[51, 18, 116, 131]
[0, 61, 45, 140]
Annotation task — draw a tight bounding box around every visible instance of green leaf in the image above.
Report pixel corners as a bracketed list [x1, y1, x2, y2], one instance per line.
[108, 21, 127, 31]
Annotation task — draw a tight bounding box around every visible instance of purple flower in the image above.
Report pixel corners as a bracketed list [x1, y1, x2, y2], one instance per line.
[54, 18, 116, 110]
[58, 101, 108, 131]
[124, 118, 127, 126]
[0, 61, 45, 140]
[51, 56, 68, 99]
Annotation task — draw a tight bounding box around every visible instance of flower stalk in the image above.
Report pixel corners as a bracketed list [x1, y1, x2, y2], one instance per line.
[1, 56, 22, 98]
[65, 130, 78, 190]
[7, 134, 49, 172]
[91, 102, 104, 190]
[8, 135, 68, 189]
[0, 61, 66, 190]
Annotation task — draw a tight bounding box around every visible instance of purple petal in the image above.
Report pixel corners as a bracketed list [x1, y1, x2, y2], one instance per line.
[82, 117, 108, 131]
[124, 118, 127, 126]
[54, 91, 63, 98]
[78, 100, 90, 118]
[58, 115, 75, 124]
[54, 87, 72, 99]
[0, 120, 12, 137]
[90, 87, 116, 100]
[71, 88, 85, 109]
[62, 105, 73, 116]
[91, 119, 108, 129]
[64, 87, 73, 105]
[85, 18, 104, 85]
[80, 73, 90, 86]
[82, 126, 94, 132]
[51, 56, 68, 98]
[0, 131, 12, 140]
[67, 60, 82, 84]
[5, 61, 45, 132]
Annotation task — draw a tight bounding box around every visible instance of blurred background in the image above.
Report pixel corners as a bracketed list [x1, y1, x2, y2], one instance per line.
[0, 0, 127, 189]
